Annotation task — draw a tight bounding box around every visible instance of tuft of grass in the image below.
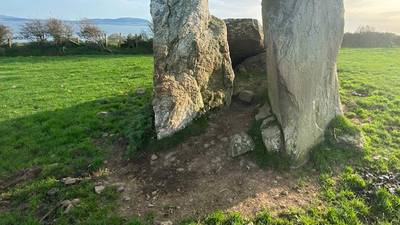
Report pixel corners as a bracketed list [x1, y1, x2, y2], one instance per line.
[341, 167, 367, 192]
[328, 115, 361, 137]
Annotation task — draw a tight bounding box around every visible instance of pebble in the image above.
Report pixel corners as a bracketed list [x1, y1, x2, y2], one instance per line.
[63, 177, 78, 185]
[136, 88, 146, 95]
[47, 188, 59, 196]
[95, 185, 106, 194]
[97, 111, 109, 117]
[177, 168, 185, 172]
[160, 221, 173, 225]
[117, 186, 125, 192]
[151, 154, 159, 161]
[123, 196, 131, 202]
[280, 191, 289, 196]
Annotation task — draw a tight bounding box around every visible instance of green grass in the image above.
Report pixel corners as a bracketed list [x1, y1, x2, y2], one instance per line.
[0, 55, 154, 224]
[1, 48, 400, 224]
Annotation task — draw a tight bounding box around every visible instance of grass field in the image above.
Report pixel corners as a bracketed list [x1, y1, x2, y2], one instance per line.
[0, 49, 399, 224]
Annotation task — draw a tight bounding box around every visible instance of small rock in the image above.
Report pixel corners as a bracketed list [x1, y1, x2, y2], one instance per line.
[94, 185, 106, 194]
[177, 168, 185, 172]
[64, 204, 74, 213]
[136, 88, 146, 95]
[389, 188, 396, 194]
[280, 191, 289, 196]
[61, 200, 72, 207]
[238, 90, 255, 104]
[117, 186, 125, 192]
[47, 188, 59, 196]
[97, 111, 109, 117]
[352, 91, 368, 97]
[255, 104, 272, 121]
[261, 116, 276, 129]
[230, 133, 255, 157]
[221, 137, 229, 142]
[261, 122, 282, 152]
[71, 198, 81, 204]
[204, 143, 210, 148]
[123, 196, 131, 202]
[151, 154, 159, 161]
[160, 221, 173, 225]
[62, 177, 78, 185]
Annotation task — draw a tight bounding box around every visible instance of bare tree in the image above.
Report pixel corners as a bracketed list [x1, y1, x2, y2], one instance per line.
[78, 19, 104, 45]
[0, 24, 12, 45]
[46, 18, 73, 45]
[20, 19, 48, 43]
[357, 25, 376, 33]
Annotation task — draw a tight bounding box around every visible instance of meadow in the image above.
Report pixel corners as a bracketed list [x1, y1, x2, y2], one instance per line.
[0, 49, 399, 224]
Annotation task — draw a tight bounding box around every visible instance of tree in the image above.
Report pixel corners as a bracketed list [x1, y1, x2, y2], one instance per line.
[46, 18, 73, 45]
[20, 19, 48, 43]
[0, 24, 11, 45]
[78, 19, 104, 45]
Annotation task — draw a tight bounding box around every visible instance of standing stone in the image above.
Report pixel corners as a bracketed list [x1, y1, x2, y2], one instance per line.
[151, 0, 235, 139]
[224, 19, 265, 66]
[262, 0, 344, 166]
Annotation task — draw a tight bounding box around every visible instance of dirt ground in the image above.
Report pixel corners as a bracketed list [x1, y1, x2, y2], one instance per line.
[104, 101, 321, 223]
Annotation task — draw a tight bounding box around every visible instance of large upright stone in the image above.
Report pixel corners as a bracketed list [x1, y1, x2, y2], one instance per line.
[262, 0, 344, 166]
[151, 0, 235, 139]
[224, 19, 265, 66]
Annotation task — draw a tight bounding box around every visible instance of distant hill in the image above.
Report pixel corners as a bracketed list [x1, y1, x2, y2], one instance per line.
[0, 15, 151, 39]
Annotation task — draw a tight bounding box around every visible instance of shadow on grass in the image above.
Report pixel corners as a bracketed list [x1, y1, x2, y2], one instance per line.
[0, 91, 153, 179]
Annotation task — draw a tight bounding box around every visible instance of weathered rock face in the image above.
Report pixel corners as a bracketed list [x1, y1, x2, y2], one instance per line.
[230, 133, 255, 157]
[236, 52, 267, 76]
[262, 0, 344, 166]
[151, 0, 235, 139]
[224, 19, 265, 66]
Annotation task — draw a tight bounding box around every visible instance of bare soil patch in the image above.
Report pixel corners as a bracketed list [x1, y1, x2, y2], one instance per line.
[104, 101, 321, 223]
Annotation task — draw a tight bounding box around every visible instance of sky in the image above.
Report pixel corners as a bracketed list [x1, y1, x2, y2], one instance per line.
[1, 0, 400, 34]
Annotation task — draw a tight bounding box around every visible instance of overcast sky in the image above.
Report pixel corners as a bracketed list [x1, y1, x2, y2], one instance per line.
[1, 0, 399, 33]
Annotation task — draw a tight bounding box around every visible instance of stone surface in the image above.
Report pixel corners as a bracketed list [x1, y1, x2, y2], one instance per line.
[160, 221, 173, 225]
[238, 90, 255, 104]
[233, 52, 268, 99]
[255, 104, 272, 121]
[224, 19, 265, 66]
[151, 154, 159, 161]
[151, 0, 235, 139]
[94, 185, 106, 194]
[262, 0, 344, 165]
[328, 132, 365, 151]
[62, 177, 78, 185]
[236, 52, 267, 76]
[230, 133, 255, 157]
[260, 117, 282, 153]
